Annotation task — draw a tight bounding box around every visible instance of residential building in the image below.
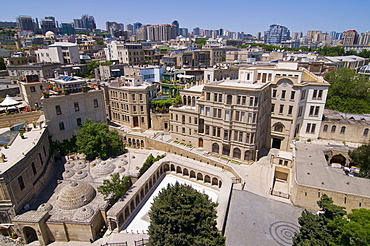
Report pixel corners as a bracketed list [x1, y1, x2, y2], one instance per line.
[16, 15, 36, 32]
[323, 55, 367, 69]
[40, 17, 56, 35]
[107, 79, 157, 130]
[172, 20, 179, 36]
[133, 22, 142, 35]
[61, 22, 74, 35]
[18, 74, 44, 110]
[7, 63, 61, 84]
[36, 42, 80, 64]
[104, 42, 144, 65]
[342, 30, 359, 45]
[264, 24, 290, 45]
[359, 32, 370, 45]
[42, 87, 106, 141]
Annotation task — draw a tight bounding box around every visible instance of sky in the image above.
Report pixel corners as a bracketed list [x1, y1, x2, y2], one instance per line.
[1, 0, 369, 35]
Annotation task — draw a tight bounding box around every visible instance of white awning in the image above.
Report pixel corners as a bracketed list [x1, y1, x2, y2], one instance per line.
[177, 74, 194, 78]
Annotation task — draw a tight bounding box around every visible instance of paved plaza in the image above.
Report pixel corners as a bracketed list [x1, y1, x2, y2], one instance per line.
[225, 190, 302, 246]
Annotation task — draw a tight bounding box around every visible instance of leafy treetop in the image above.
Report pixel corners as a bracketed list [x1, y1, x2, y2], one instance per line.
[75, 119, 125, 159]
[148, 182, 225, 246]
[97, 173, 132, 201]
[348, 142, 370, 178]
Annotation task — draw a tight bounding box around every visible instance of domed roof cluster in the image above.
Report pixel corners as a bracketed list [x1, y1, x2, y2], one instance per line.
[56, 182, 96, 210]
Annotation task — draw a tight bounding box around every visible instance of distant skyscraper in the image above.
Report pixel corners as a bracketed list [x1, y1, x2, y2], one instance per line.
[359, 32, 370, 45]
[126, 24, 133, 36]
[172, 20, 179, 36]
[256, 32, 261, 40]
[264, 24, 290, 45]
[61, 22, 74, 35]
[181, 28, 188, 36]
[41, 16, 56, 34]
[133, 22, 142, 35]
[342, 30, 359, 45]
[16, 15, 37, 32]
[219, 28, 224, 36]
[74, 15, 96, 31]
[291, 31, 302, 40]
[193, 27, 200, 36]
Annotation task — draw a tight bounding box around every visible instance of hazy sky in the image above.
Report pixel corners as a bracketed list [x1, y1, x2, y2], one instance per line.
[1, 0, 369, 34]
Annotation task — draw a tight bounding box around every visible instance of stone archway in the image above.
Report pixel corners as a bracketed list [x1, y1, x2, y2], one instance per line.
[23, 226, 38, 244]
[212, 143, 219, 154]
[330, 154, 346, 166]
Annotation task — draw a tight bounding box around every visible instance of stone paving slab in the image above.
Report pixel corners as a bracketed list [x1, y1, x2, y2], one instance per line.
[224, 189, 302, 246]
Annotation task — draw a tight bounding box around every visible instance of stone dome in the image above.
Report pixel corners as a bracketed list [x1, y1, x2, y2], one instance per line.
[45, 31, 55, 38]
[74, 170, 88, 180]
[74, 161, 87, 170]
[116, 165, 126, 173]
[91, 161, 116, 176]
[64, 161, 75, 169]
[37, 203, 53, 212]
[56, 182, 96, 210]
[62, 170, 75, 179]
[73, 206, 95, 221]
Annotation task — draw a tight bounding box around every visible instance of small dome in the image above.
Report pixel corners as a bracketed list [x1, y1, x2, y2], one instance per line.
[64, 161, 75, 169]
[116, 166, 126, 173]
[37, 203, 53, 212]
[74, 170, 88, 180]
[56, 182, 96, 210]
[91, 161, 116, 176]
[73, 206, 95, 221]
[62, 170, 75, 179]
[74, 162, 87, 170]
[45, 31, 55, 38]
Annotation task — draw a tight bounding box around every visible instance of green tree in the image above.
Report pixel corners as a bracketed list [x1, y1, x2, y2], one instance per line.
[293, 194, 346, 246]
[329, 208, 370, 246]
[75, 119, 125, 159]
[148, 183, 225, 246]
[324, 67, 370, 114]
[348, 143, 370, 178]
[97, 173, 132, 201]
[194, 39, 207, 45]
[138, 153, 165, 177]
[0, 57, 5, 70]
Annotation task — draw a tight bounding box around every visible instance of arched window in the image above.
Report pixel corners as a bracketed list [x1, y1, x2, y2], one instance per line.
[331, 125, 336, 132]
[212, 143, 219, 154]
[364, 128, 369, 136]
[340, 126, 346, 134]
[273, 123, 284, 132]
[323, 125, 328, 132]
[233, 148, 241, 159]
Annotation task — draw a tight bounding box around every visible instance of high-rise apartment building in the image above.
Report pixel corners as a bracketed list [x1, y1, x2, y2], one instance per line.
[342, 30, 359, 45]
[172, 20, 179, 36]
[291, 32, 303, 41]
[73, 15, 96, 31]
[133, 22, 142, 35]
[193, 27, 200, 36]
[136, 24, 177, 41]
[359, 32, 370, 45]
[61, 22, 74, 35]
[41, 16, 56, 34]
[264, 24, 290, 45]
[16, 15, 37, 32]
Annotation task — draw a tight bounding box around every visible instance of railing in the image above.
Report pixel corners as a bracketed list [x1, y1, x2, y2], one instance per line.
[134, 239, 149, 246]
[101, 242, 128, 246]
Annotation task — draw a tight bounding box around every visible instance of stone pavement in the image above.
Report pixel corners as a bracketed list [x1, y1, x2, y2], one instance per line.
[225, 190, 302, 246]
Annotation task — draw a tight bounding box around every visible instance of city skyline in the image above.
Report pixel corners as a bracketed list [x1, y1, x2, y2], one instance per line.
[1, 0, 369, 35]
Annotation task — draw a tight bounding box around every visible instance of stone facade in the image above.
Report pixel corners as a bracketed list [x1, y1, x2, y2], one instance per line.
[42, 89, 106, 141]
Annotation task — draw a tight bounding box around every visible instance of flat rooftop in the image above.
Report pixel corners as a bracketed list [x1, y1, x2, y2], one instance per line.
[0, 124, 47, 173]
[210, 79, 267, 89]
[294, 142, 370, 198]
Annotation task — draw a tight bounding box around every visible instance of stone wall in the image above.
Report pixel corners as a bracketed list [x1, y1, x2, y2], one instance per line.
[0, 111, 43, 128]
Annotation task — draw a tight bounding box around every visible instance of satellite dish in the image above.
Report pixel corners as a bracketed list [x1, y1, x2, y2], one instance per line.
[166, 67, 171, 71]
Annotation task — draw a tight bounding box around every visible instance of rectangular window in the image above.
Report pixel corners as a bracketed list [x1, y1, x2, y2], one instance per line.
[30, 86, 36, 92]
[31, 162, 36, 175]
[218, 94, 223, 102]
[141, 117, 145, 123]
[309, 106, 315, 116]
[18, 176, 25, 191]
[290, 91, 295, 100]
[206, 107, 210, 116]
[206, 92, 210, 100]
[271, 104, 275, 113]
[272, 89, 277, 98]
[225, 110, 230, 121]
[77, 118, 82, 126]
[214, 93, 217, 102]
[298, 106, 303, 117]
[227, 95, 232, 104]
[59, 122, 65, 130]
[279, 105, 284, 114]
[301, 90, 306, 100]
[205, 125, 210, 135]
[200, 106, 204, 115]
[242, 96, 246, 105]
[93, 99, 99, 108]
[318, 90, 323, 99]
[239, 132, 243, 142]
[218, 109, 222, 118]
[249, 97, 254, 106]
[213, 108, 217, 118]
[213, 127, 216, 136]
[235, 111, 240, 121]
[217, 127, 221, 137]
[312, 90, 318, 99]
[241, 112, 245, 122]
[237, 96, 241, 104]
[306, 123, 311, 133]
[182, 115, 185, 124]
[281, 90, 286, 99]
[234, 130, 238, 141]
[132, 94, 136, 101]
[288, 106, 293, 115]
[74, 102, 79, 111]
[314, 106, 319, 116]
[182, 127, 185, 133]
[55, 105, 62, 115]
[224, 130, 229, 140]
[248, 113, 253, 123]
[139, 94, 143, 101]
